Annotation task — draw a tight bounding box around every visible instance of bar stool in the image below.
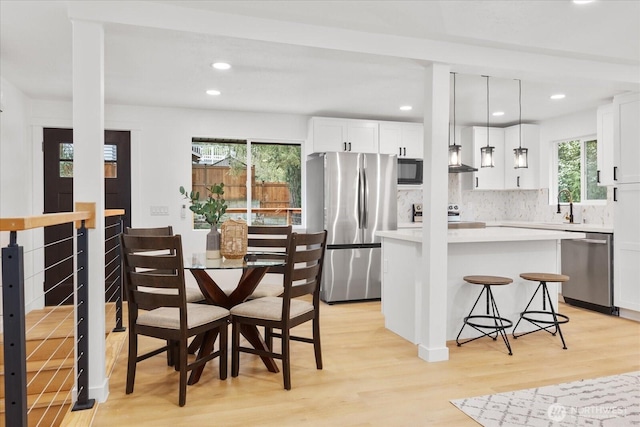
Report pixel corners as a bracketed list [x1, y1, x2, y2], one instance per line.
[512, 272, 570, 349]
[456, 275, 514, 355]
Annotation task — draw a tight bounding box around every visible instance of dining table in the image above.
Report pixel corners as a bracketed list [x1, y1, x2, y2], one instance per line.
[184, 254, 286, 384]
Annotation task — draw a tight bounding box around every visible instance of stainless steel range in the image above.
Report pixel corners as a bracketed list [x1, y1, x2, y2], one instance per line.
[447, 203, 461, 223]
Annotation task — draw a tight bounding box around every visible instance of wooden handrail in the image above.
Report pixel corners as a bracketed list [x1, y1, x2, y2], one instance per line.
[0, 205, 126, 232]
[105, 209, 125, 217]
[0, 212, 93, 231]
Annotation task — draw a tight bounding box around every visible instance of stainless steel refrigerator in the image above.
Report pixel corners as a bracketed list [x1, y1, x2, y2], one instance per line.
[306, 152, 397, 303]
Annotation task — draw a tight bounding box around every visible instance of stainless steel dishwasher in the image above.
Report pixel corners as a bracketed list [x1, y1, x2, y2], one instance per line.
[561, 232, 617, 315]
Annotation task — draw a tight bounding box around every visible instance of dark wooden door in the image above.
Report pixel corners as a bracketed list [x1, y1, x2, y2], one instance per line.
[43, 128, 131, 306]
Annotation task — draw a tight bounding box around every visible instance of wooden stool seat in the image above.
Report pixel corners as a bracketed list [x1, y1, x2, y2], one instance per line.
[520, 273, 569, 283]
[456, 275, 514, 355]
[513, 272, 571, 349]
[464, 275, 513, 286]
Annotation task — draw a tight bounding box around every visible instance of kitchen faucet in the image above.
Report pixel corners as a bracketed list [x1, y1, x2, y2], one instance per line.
[557, 189, 574, 224]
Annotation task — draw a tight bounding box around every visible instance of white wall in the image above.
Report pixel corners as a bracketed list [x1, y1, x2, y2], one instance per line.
[448, 107, 613, 225]
[0, 77, 42, 324]
[29, 100, 309, 256]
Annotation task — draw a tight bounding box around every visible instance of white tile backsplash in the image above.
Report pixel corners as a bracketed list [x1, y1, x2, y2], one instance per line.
[397, 188, 423, 223]
[398, 174, 614, 226]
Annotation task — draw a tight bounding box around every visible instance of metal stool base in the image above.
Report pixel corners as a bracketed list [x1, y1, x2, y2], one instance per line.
[512, 281, 569, 349]
[456, 285, 513, 355]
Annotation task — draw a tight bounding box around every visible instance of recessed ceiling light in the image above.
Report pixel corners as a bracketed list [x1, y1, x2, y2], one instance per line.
[550, 94, 566, 100]
[206, 89, 221, 96]
[573, 0, 594, 4]
[211, 62, 231, 70]
[492, 111, 505, 117]
[400, 105, 413, 111]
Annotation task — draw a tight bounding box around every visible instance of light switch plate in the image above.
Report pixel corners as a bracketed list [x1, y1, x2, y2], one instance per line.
[150, 206, 169, 216]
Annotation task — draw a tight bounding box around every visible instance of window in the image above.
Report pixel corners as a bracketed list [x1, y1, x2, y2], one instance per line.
[555, 136, 606, 204]
[190, 138, 302, 229]
[58, 143, 118, 178]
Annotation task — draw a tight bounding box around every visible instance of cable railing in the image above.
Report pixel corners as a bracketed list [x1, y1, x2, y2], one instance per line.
[1, 204, 125, 427]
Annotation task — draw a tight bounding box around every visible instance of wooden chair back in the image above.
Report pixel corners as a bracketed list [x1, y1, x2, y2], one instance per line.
[246, 225, 293, 275]
[282, 231, 328, 312]
[120, 234, 187, 325]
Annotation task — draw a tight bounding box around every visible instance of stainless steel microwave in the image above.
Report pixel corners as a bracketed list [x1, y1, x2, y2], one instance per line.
[398, 158, 423, 185]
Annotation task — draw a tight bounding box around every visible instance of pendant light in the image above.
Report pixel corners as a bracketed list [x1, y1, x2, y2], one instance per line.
[448, 72, 462, 167]
[480, 75, 495, 168]
[513, 79, 529, 168]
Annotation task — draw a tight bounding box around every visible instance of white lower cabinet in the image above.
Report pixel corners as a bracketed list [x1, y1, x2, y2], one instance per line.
[614, 183, 640, 312]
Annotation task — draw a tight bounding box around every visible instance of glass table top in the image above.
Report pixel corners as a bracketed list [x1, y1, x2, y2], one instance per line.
[185, 253, 286, 270]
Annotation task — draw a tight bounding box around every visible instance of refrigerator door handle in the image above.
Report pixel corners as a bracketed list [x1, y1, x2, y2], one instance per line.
[362, 168, 368, 228]
[357, 168, 363, 229]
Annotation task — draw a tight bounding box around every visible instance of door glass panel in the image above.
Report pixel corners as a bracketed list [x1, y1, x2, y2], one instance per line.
[59, 161, 73, 178]
[104, 145, 118, 178]
[59, 143, 73, 159]
[251, 142, 301, 225]
[104, 162, 117, 178]
[190, 140, 247, 229]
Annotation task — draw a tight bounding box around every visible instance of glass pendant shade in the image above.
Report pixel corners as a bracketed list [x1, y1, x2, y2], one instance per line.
[449, 144, 462, 167]
[480, 75, 494, 168]
[514, 146, 528, 168]
[513, 79, 529, 169]
[481, 145, 495, 168]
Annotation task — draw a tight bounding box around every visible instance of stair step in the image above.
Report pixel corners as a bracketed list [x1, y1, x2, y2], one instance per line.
[1, 358, 74, 399]
[0, 392, 71, 427]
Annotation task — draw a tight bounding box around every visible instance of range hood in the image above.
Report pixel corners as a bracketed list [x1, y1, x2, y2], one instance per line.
[448, 163, 478, 173]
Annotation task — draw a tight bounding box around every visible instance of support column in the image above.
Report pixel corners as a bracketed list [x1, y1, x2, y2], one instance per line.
[72, 19, 108, 402]
[418, 63, 450, 362]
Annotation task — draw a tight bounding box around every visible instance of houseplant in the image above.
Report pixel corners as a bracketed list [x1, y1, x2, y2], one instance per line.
[179, 183, 227, 259]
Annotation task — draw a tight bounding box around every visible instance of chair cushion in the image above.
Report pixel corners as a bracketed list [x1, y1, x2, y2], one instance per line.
[247, 283, 284, 299]
[138, 286, 205, 303]
[230, 297, 313, 321]
[217, 274, 283, 298]
[137, 303, 229, 330]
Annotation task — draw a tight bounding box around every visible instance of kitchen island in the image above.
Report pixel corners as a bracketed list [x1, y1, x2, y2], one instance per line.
[376, 227, 585, 356]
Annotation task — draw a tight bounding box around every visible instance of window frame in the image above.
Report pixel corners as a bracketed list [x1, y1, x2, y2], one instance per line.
[551, 134, 607, 206]
[189, 137, 306, 229]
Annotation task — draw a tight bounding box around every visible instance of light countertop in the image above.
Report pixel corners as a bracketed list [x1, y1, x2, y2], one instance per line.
[377, 227, 585, 244]
[493, 220, 613, 233]
[398, 220, 612, 233]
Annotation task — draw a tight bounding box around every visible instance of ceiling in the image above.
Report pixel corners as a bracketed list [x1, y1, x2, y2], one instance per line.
[1, 1, 638, 127]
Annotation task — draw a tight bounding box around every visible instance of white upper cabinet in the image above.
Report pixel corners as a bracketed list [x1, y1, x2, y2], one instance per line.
[597, 104, 615, 186]
[463, 126, 505, 190]
[379, 122, 423, 158]
[613, 92, 640, 184]
[310, 117, 379, 154]
[503, 124, 539, 190]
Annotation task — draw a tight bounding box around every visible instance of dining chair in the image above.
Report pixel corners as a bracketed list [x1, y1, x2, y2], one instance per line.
[217, 225, 292, 299]
[230, 230, 328, 390]
[124, 226, 206, 304]
[120, 233, 230, 406]
[124, 226, 206, 366]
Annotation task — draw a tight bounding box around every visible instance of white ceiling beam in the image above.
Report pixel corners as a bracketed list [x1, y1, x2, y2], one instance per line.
[67, 1, 639, 91]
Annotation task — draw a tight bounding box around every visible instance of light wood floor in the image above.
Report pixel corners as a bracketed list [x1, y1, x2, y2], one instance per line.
[92, 301, 640, 426]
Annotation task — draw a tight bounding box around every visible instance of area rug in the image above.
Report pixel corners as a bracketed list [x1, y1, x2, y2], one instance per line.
[451, 371, 640, 426]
